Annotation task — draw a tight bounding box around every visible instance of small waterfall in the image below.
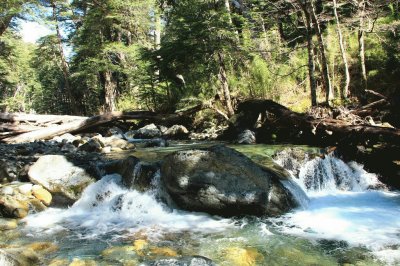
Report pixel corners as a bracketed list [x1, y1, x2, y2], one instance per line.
[274, 149, 382, 194]
[24, 174, 232, 237]
[272, 148, 400, 265]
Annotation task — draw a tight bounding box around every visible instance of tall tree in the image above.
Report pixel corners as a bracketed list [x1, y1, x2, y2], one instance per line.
[309, 0, 333, 104]
[71, 0, 154, 113]
[49, 0, 80, 114]
[297, 0, 318, 106]
[333, 0, 350, 99]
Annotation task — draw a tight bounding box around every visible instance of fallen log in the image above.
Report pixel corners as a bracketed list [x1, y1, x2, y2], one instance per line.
[1, 104, 207, 144]
[0, 124, 44, 133]
[0, 113, 87, 124]
[224, 99, 400, 146]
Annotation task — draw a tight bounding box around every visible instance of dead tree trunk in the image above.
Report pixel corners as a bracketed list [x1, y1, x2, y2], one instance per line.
[310, 0, 333, 104]
[51, 1, 80, 115]
[333, 0, 351, 99]
[299, 1, 318, 106]
[358, 0, 368, 94]
[217, 52, 235, 117]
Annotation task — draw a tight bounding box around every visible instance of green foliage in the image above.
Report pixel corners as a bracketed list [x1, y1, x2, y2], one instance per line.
[0, 32, 40, 112]
[1, 0, 400, 115]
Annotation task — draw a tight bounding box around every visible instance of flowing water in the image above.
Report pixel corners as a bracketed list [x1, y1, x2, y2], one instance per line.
[2, 143, 400, 265]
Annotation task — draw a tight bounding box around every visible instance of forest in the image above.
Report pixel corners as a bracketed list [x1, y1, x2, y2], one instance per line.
[1, 1, 400, 265]
[1, 0, 399, 117]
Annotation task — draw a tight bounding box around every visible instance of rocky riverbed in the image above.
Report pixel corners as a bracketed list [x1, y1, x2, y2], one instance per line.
[1, 123, 399, 265]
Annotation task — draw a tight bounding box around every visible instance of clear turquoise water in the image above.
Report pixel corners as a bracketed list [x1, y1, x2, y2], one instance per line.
[2, 142, 398, 265]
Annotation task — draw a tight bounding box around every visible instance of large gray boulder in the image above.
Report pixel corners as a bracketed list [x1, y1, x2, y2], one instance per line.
[161, 145, 299, 217]
[28, 155, 96, 205]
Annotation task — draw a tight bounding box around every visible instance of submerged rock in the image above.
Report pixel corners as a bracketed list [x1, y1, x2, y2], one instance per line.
[143, 256, 216, 266]
[143, 138, 169, 148]
[0, 247, 40, 266]
[221, 247, 263, 266]
[28, 155, 96, 205]
[161, 145, 299, 217]
[26, 242, 59, 255]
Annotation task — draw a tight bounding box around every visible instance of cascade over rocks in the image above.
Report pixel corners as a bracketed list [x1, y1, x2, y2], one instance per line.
[28, 155, 96, 205]
[161, 145, 299, 217]
[104, 156, 160, 192]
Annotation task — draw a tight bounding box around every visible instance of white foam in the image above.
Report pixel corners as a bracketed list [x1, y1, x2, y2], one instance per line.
[273, 153, 400, 262]
[24, 174, 232, 238]
[275, 191, 400, 251]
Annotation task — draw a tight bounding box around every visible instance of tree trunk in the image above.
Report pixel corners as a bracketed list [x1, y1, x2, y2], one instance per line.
[51, 2, 80, 115]
[309, 0, 333, 104]
[333, 0, 350, 99]
[300, 1, 318, 106]
[0, 15, 13, 36]
[217, 52, 235, 117]
[103, 71, 117, 113]
[358, 1, 368, 94]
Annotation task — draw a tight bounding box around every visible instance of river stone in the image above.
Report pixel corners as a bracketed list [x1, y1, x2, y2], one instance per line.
[32, 185, 52, 206]
[0, 160, 17, 183]
[161, 145, 298, 216]
[78, 138, 103, 153]
[0, 248, 40, 266]
[135, 124, 162, 139]
[237, 129, 256, 144]
[143, 256, 216, 266]
[28, 155, 96, 204]
[163, 125, 189, 139]
[0, 183, 51, 218]
[0, 194, 29, 218]
[105, 126, 125, 139]
[102, 136, 136, 150]
[0, 218, 17, 230]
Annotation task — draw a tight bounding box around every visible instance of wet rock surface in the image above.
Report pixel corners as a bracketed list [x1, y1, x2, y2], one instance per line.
[0, 182, 51, 218]
[28, 155, 96, 204]
[236, 129, 256, 145]
[143, 256, 216, 266]
[161, 145, 299, 217]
